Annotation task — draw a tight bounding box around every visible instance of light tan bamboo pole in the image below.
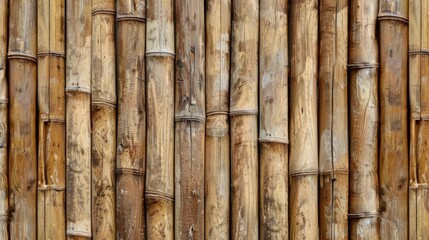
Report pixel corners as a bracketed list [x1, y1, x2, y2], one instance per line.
[174, 0, 205, 238]
[37, 0, 66, 239]
[8, 1, 38, 239]
[145, 0, 174, 239]
[205, 1, 230, 239]
[91, 0, 116, 239]
[0, 0, 7, 239]
[289, 0, 318, 239]
[318, 0, 348, 239]
[116, 1, 146, 239]
[348, 1, 380, 239]
[66, 0, 92, 238]
[259, 0, 288, 239]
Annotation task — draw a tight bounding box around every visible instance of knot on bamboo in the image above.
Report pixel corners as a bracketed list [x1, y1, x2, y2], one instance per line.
[116, 15, 146, 23]
[409, 49, 429, 55]
[37, 51, 66, 58]
[348, 212, 379, 219]
[115, 168, 145, 176]
[378, 13, 408, 23]
[146, 51, 175, 57]
[7, 52, 37, 63]
[289, 169, 319, 177]
[92, 9, 116, 16]
[145, 190, 174, 202]
[258, 137, 288, 144]
[319, 169, 349, 175]
[92, 98, 117, 108]
[229, 109, 258, 116]
[347, 63, 379, 69]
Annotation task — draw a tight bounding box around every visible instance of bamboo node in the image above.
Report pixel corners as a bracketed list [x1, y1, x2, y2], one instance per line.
[146, 51, 175, 57]
[319, 169, 349, 176]
[92, 9, 116, 16]
[289, 169, 319, 177]
[0, 214, 9, 222]
[408, 49, 429, 55]
[37, 51, 66, 58]
[40, 115, 65, 123]
[377, 13, 408, 24]
[115, 168, 145, 176]
[7, 52, 37, 63]
[92, 98, 117, 108]
[348, 212, 379, 219]
[229, 109, 258, 116]
[66, 230, 92, 237]
[174, 115, 206, 122]
[38, 184, 66, 191]
[0, 98, 7, 104]
[116, 15, 146, 23]
[258, 137, 289, 144]
[65, 86, 91, 93]
[409, 184, 429, 190]
[206, 111, 228, 116]
[347, 63, 379, 69]
[145, 190, 174, 201]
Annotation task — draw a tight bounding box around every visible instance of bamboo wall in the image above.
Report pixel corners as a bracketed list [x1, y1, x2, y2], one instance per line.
[0, 0, 428, 239]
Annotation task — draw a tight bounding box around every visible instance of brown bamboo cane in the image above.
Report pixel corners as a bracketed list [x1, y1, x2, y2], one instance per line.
[348, 1, 380, 239]
[145, 0, 174, 239]
[0, 0, 7, 239]
[65, 0, 92, 238]
[116, 1, 146, 239]
[230, 0, 259, 239]
[174, 0, 205, 238]
[289, 0, 318, 239]
[318, 0, 349, 239]
[259, 0, 288, 239]
[37, 0, 66, 239]
[8, 0, 38, 239]
[205, 0, 231, 239]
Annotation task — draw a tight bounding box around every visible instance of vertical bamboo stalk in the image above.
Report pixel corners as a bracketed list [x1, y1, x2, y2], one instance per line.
[91, 0, 116, 238]
[289, 0, 318, 239]
[318, 0, 349, 239]
[116, 1, 146, 239]
[66, 0, 92, 238]
[259, 0, 288, 239]
[205, 0, 231, 239]
[0, 0, 7, 239]
[37, 0, 66, 239]
[145, 0, 174, 239]
[174, 0, 205, 238]
[8, 1, 37, 239]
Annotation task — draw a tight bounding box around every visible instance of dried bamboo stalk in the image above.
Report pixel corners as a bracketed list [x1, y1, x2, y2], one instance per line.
[116, 1, 146, 239]
[174, 0, 205, 238]
[318, 1, 349, 239]
[8, 1, 38, 239]
[145, 0, 174, 239]
[205, 1, 230, 239]
[66, 0, 92, 238]
[91, 0, 116, 239]
[0, 0, 7, 239]
[259, 0, 288, 239]
[37, 0, 66, 239]
[289, 0, 318, 239]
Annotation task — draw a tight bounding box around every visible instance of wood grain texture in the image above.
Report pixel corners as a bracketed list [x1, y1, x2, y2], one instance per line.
[0, 0, 7, 239]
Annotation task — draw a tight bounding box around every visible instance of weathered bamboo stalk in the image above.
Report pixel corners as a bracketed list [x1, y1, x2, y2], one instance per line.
[37, 0, 66, 239]
[205, 1, 231, 239]
[0, 0, 7, 239]
[8, 1, 38, 239]
[174, 0, 205, 238]
[116, 1, 146, 239]
[289, 0, 318, 239]
[145, 0, 174, 239]
[259, 0, 288, 239]
[91, 0, 116, 238]
[318, 0, 349, 239]
[66, 0, 92, 238]
[348, 1, 380, 239]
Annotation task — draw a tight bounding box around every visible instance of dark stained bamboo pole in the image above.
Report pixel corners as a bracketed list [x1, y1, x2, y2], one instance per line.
[66, 0, 92, 238]
[289, 0, 318, 239]
[116, 1, 146, 239]
[348, 1, 380, 239]
[145, 0, 174, 239]
[37, 0, 66, 239]
[91, 0, 116, 238]
[0, 0, 7, 239]
[318, 0, 349, 239]
[174, 0, 205, 238]
[259, 0, 288, 238]
[8, 0, 38, 239]
[230, 0, 259, 239]
[205, 1, 231, 239]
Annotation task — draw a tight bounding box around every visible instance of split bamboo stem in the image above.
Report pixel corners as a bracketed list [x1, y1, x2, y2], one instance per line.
[115, 0, 146, 239]
[174, 0, 205, 239]
[66, 0, 92, 238]
[145, 0, 174, 239]
[8, 0, 38, 239]
[259, 0, 288, 238]
[318, 0, 349, 239]
[37, 0, 66, 239]
[205, 1, 231, 239]
[91, 0, 116, 238]
[289, 0, 318, 239]
[0, 0, 7, 239]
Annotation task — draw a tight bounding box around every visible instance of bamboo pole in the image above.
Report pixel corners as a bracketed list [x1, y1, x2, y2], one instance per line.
[318, 0, 348, 239]
[205, 1, 231, 239]
[174, 0, 205, 238]
[0, 0, 7, 239]
[289, 0, 318, 239]
[348, 1, 380, 239]
[8, 1, 38, 239]
[145, 0, 174, 239]
[116, 1, 146, 239]
[259, 0, 288, 239]
[37, 0, 66, 239]
[66, 0, 92, 238]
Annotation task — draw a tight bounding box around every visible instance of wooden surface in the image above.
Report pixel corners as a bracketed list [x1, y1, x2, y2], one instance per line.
[0, 0, 7, 239]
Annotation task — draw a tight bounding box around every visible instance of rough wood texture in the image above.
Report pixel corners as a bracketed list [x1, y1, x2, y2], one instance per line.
[116, 1, 146, 239]
[259, 0, 288, 238]
[174, 0, 205, 239]
[289, 0, 318, 239]
[0, 0, 7, 239]
[205, 0, 230, 239]
[145, 0, 174, 239]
